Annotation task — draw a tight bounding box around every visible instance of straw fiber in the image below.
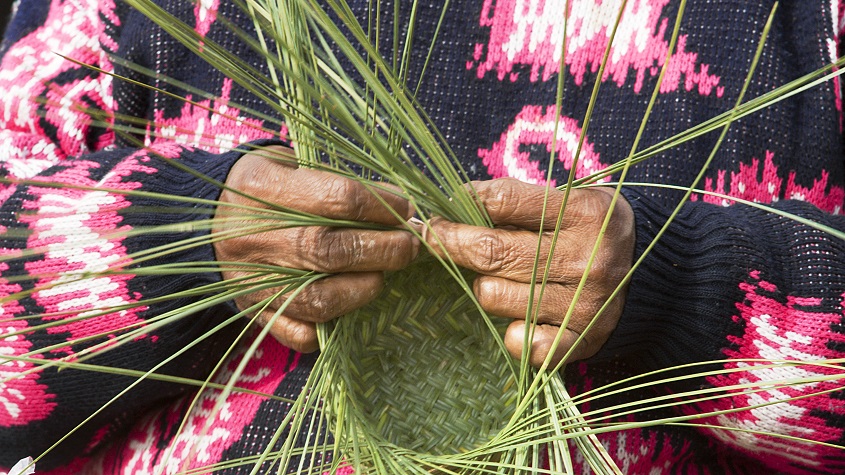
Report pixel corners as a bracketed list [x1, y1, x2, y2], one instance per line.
[325, 254, 517, 456]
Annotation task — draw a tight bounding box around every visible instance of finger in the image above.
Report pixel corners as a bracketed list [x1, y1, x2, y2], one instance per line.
[226, 151, 413, 224]
[228, 226, 419, 273]
[258, 311, 320, 353]
[426, 218, 586, 282]
[504, 321, 592, 367]
[277, 272, 384, 323]
[284, 168, 413, 224]
[470, 178, 613, 232]
[473, 275, 608, 327]
[228, 271, 385, 323]
[291, 227, 420, 273]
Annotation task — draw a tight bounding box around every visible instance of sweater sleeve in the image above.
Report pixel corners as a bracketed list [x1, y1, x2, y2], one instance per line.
[0, 145, 250, 469]
[596, 187, 845, 470]
[590, 2, 845, 470]
[0, 0, 266, 468]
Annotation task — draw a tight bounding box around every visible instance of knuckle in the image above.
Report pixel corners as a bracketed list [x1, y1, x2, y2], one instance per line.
[230, 159, 275, 194]
[591, 246, 631, 290]
[570, 190, 609, 228]
[218, 231, 267, 261]
[295, 284, 335, 322]
[482, 178, 520, 219]
[470, 231, 507, 273]
[314, 229, 359, 272]
[588, 256, 611, 283]
[294, 227, 353, 272]
[292, 226, 316, 264]
[576, 295, 604, 328]
[324, 177, 365, 219]
[310, 228, 338, 267]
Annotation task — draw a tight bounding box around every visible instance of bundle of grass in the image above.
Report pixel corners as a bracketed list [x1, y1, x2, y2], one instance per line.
[114, 0, 635, 471]
[6, 0, 845, 473]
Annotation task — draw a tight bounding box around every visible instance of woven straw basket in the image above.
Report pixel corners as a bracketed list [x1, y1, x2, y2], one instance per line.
[322, 253, 521, 468]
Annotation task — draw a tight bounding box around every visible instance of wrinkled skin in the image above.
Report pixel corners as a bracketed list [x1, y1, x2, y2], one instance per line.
[426, 179, 635, 367]
[213, 146, 419, 352]
[215, 148, 635, 366]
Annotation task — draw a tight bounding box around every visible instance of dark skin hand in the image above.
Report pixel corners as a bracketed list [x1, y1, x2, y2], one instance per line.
[213, 146, 419, 353]
[215, 150, 633, 365]
[426, 178, 635, 368]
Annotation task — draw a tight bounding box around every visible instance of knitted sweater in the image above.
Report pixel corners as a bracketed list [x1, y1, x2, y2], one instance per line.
[1, 0, 845, 473]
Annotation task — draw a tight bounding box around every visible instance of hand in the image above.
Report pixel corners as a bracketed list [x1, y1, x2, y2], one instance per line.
[426, 178, 635, 367]
[213, 146, 419, 353]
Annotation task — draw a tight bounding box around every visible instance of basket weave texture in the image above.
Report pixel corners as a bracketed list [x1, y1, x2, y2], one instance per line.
[325, 254, 518, 457]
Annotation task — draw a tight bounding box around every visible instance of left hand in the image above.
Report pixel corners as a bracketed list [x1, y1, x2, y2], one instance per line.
[426, 178, 635, 367]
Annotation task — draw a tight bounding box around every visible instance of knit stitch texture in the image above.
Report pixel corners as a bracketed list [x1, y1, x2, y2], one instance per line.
[0, 0, 844, 474]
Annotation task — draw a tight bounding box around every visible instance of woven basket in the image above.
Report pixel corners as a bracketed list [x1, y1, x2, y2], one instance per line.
[322, 253, 519, 464]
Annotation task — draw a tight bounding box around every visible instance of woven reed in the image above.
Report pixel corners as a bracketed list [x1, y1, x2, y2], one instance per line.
[325, 254, 518, 456]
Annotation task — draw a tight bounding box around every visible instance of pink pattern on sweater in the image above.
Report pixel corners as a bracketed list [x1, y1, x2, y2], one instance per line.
[19, 155, 158, 354]
[695, 151, 845, 214]
[694, 272, 845, 474]
[91, 337, 300, 473]
[567, 364, 695, 474]
[575, 428, 694, 474]
[195, 0, 221, 38]
[471, 0, 723, 96]
[147, 79, 287, 153]
[0, 259, 57, 426]
[0, 0, 112, 168]
[479, 105, 610, 185]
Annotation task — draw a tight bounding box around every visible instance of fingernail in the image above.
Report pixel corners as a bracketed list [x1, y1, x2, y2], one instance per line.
[409, 216, 424, 233]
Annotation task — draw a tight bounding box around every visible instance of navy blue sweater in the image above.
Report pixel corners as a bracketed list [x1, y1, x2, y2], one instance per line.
[0, 0, 844, 473]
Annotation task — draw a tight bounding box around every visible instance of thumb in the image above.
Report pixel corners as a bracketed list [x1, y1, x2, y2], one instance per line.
[504, 320, 590, 368]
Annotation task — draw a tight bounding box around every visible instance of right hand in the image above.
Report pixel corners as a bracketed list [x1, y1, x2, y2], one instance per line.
[213, 146, 419, 353]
